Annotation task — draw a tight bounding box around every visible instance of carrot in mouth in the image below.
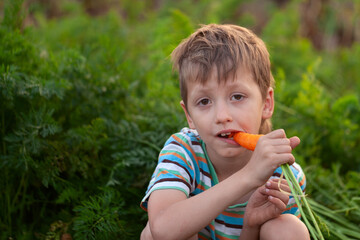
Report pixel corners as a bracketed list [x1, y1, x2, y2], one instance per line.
[232, 132, 263, 151]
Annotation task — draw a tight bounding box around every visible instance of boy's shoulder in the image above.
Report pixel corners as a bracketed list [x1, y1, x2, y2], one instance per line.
[168, 127, 202, 146]
[163, 128, 205, 157]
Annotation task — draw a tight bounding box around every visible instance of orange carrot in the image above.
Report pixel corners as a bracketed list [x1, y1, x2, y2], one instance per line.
[233, 132, 263, 151]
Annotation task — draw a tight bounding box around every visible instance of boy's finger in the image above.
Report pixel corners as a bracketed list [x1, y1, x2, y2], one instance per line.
[268, 195, 287, 213]
[278, 183, 291, 194]
[265, 188, 289, 205]
[266, 129, 287, 139]
[274, 145, 293, 154]
[289, 136, 300, 149]
[266, 180, 291, 193]
[268, 138, 291, 146]
[265, 130, 300, 149]
[269, 178, 288, 184]
[274, 153, 296, 166]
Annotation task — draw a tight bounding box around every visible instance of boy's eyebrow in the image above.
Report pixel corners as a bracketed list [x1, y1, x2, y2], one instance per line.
[191, 81, 250, 96]
[189, 85, 211, 96]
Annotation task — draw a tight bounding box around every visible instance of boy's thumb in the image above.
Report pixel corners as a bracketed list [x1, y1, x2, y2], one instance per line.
[289, 136, 300, 149]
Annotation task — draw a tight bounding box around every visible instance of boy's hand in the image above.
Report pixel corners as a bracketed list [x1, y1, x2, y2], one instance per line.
[244, 178, 290, 228]
[244, 129, 300, 186]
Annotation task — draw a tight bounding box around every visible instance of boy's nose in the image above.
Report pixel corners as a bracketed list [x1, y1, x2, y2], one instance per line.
[215, 103, 233, 124]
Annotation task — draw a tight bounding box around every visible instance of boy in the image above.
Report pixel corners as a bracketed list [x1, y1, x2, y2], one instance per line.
[140, 24, 309, 240]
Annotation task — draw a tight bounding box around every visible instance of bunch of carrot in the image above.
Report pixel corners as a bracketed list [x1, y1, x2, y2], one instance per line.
[233, 132, 325, 240]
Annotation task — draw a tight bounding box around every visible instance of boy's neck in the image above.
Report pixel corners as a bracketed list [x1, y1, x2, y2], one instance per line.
[209, 151, 252, 182]
[210, 153, 256, 205]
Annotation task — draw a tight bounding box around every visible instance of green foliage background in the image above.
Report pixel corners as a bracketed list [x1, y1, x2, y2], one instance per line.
[0, 0, 359, 239]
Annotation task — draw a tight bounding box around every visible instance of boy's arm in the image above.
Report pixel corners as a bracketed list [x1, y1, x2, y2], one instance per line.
[140, 220, 198, 240]
[148, 169, 257, 240]
[147, 130, 299, 240]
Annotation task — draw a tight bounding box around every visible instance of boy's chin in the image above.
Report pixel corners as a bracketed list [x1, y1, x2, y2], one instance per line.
[214, 147, 249, 159]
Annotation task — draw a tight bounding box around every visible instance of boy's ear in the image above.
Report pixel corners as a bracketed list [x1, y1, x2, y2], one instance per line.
[262, 87, 274, 119]
[180, 100, 196, 129]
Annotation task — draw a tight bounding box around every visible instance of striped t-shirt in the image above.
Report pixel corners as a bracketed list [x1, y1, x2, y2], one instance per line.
[141, 128, 306, 240]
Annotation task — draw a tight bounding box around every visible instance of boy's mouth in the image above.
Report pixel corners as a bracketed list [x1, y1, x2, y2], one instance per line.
[217, 132, 236, 139]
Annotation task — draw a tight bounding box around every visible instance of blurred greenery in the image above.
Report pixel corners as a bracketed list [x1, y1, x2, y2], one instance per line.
[0, 0, 359, 239]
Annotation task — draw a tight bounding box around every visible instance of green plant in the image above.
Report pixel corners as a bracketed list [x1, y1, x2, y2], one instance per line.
[1, 0, 360, 239]
[72, 188, 126, 240]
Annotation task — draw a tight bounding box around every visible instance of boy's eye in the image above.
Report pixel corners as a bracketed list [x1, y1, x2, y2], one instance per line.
[198, 98, 211, 106]
[231, 94, 244, 101]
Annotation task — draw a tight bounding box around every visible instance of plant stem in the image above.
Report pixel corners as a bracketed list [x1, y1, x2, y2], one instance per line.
[1, 108, 6, 155]
[281, 165, 316, 239]
[1, 107, 11, 234]
[281, 164, 324, 240]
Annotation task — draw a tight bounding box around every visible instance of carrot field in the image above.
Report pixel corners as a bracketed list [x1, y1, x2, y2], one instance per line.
[1, 0, 360, 239]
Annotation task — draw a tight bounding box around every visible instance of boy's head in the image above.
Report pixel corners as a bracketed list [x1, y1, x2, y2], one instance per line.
[171, 24, 274, 134]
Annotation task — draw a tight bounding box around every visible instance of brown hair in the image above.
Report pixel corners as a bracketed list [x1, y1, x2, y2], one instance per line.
[171, 24, 274, 133]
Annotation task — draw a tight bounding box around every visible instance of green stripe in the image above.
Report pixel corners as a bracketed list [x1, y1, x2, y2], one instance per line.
[225, 209, 245, 215]
[198, 231, 209, 239]
[199, 180, 211, 190]
[161, 149, 188, 160]
[195, 152, 206, 158]
[286, 201, 297, 208]
[158, 168, 181, 175]
[228, 202, 247, 209]
[158, 168, 189, 182]
[175, 133, 190, 144]
[200, 140, 219, 184]
[161, 149, 193, 167]
[150, 186, 188, 197]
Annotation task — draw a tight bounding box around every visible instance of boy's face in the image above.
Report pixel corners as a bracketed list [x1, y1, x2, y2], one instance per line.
[181, 67, 274, 160]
